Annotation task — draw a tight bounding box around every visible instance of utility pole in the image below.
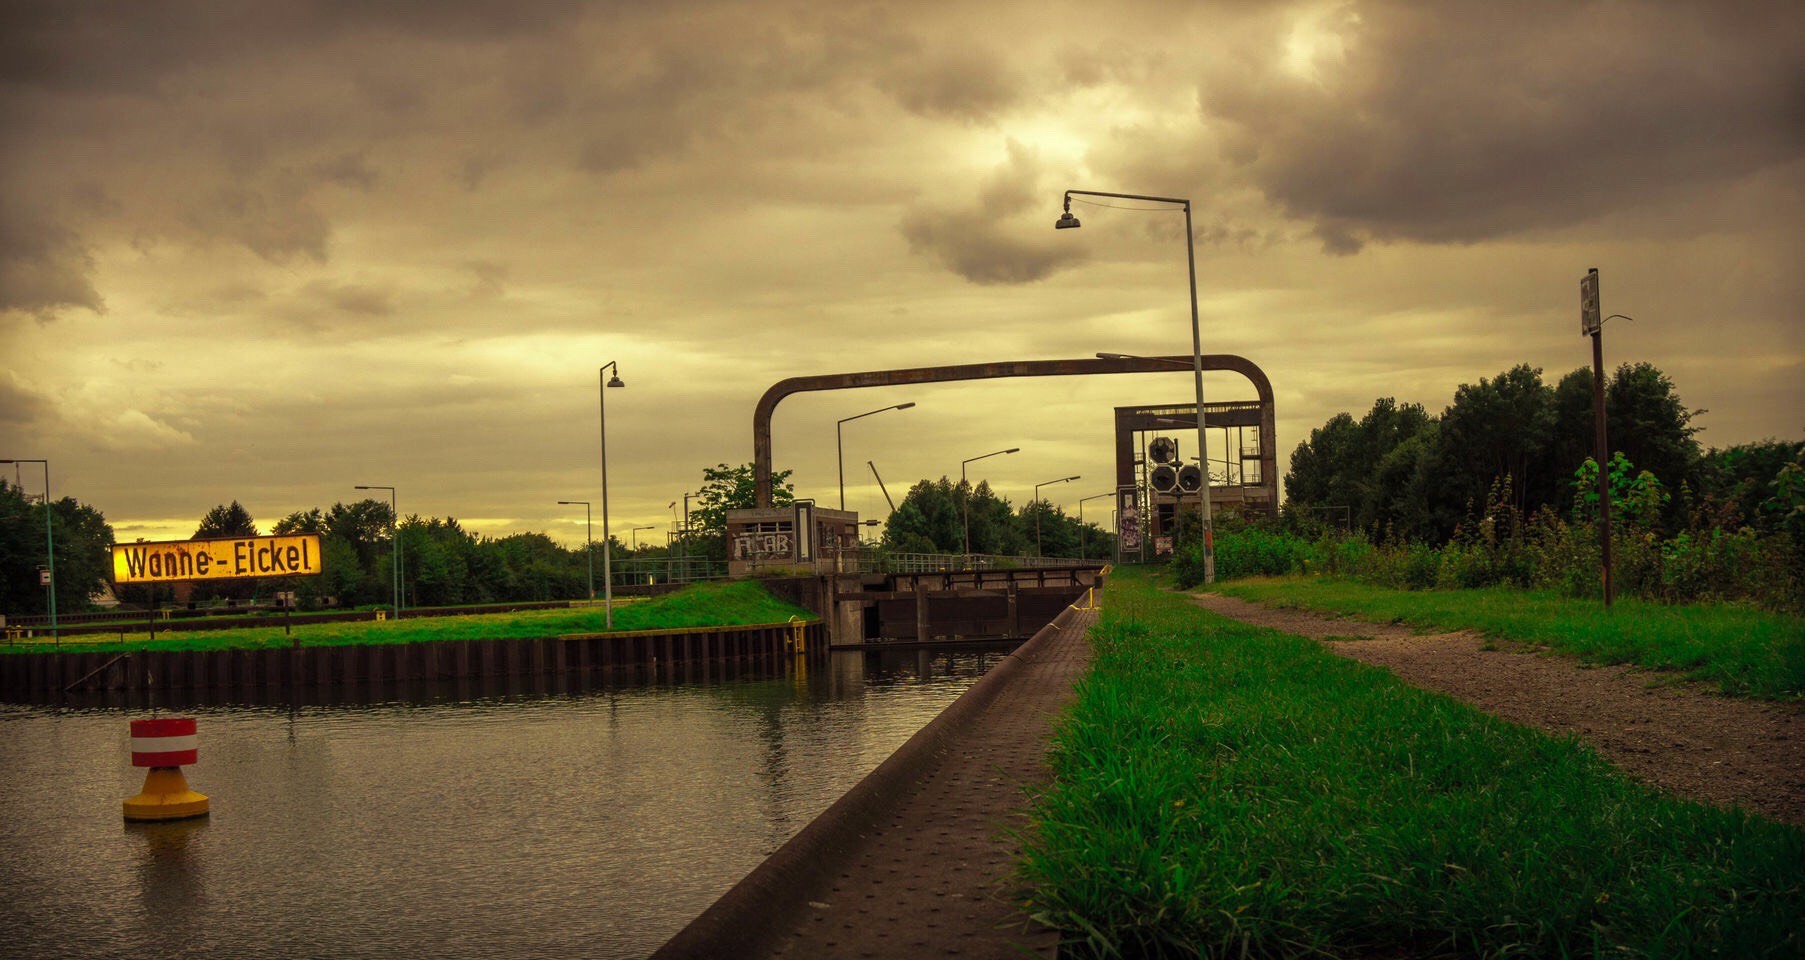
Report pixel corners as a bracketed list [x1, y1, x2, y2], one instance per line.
[1581, 268, 1614, 607]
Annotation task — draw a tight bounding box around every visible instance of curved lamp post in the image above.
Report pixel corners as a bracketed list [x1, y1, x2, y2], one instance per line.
[961, 447, 1019, 556]
[630, 524, 657, 550]
[2, 459, 54, 638]
[557, 500, 594, 600]
[1077, 491, 1113, 561]
[599, 362, 625, 628]
[1061, 188, 1216, 583]
[837, 402, 915, 510]
[1033, 475, 1080, 559]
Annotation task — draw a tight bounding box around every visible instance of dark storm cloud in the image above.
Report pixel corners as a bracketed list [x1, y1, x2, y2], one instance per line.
[184, 183, 332, 264]
[0, 372, 50, 427]
[0, 0, 590, 93]
[0, 199, 102, 319]
[901, 140, 1088, 284]
[876, 44, 1027, 123]
[1200, 1, 1805, 253]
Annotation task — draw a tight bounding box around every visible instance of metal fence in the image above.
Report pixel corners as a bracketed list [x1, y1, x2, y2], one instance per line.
[609, 556, 730, 586]
[834, 551, 1101, 574]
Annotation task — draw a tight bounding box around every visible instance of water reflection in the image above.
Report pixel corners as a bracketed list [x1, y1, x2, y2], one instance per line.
[1, 644, 1014, 960]
[127, 819, 208, 957]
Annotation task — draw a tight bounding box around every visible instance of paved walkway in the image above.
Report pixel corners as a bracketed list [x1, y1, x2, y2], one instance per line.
[653, 605, 1097, 960]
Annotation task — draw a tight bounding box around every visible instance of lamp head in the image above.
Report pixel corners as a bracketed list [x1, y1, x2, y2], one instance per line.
[896, 402, 916, 411]
[1096, 352, 1127, 360]
[1004, 447, 1020, 454]
[1055, 211, 1081, 230]
[606, 374, 625, 388]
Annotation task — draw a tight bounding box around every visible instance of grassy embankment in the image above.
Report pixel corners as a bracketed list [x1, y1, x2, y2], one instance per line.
[1020, 566, 1803, 958]
[0, 580, 815, 655]
[1208, 576, 1805, 700]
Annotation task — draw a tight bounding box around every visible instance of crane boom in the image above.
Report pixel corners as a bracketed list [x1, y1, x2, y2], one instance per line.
[867, 460, 896, 513]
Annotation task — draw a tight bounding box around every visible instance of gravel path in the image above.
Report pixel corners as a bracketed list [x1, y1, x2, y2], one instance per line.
[1189, 592, 1805, 826]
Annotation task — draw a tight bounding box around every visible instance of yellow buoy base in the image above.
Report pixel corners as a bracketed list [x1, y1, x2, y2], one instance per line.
[123, 767, 210, 822]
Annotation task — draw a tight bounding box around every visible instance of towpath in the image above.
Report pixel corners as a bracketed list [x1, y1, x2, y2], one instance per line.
[652, 605, 1097, 959]
[1190, 591, 1805, 826]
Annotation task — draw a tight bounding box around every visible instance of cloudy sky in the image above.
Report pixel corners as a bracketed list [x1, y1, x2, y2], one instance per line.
[3, 0, 1800, 547]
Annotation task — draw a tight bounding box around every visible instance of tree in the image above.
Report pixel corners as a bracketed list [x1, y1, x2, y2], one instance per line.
[882, 478, 962, 552]
[272, 508, 326, 536]
[0, 480, 115, 615]
[1605, 362, 1701, 512]
[687, 463, 795, 561]
[51, 497, 114, 613]
[1545, 367, 1598, 505]
[1430, 365, 1556, 537]
[1284, 397, 1435, 535]
[194, 501, 258, 539]
[0, 479, 40, 614]
[190, 501, 260, 601]
[1698, 439, 1805, 531]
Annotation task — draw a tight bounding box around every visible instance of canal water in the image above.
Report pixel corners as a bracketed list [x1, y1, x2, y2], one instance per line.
[0, 646, 1010, 960]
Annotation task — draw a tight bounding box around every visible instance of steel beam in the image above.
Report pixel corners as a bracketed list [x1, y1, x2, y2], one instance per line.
[752, 355, 1275, 507]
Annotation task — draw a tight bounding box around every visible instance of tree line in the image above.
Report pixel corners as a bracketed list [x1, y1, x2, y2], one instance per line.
[1281, 361, 1798, 540]
[878, 477, 1115, 559]
[1218, 360, 1804, 608]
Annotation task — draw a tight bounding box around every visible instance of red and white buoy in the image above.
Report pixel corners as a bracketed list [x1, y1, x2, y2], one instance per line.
[122, 717, 210, 821]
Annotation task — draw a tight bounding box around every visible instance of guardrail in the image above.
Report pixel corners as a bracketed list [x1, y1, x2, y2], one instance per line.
[609, 557, 730, 585]
[840, 552, 1103, 573]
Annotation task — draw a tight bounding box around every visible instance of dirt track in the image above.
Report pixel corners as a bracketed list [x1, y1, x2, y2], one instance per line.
[1190, 593, 1805, 826]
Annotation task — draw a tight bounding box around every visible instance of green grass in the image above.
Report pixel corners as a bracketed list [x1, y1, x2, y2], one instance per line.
[0, 580, 815, 655]
[1205, 575, 1805, 700]
[1019, 566, 1804, 959]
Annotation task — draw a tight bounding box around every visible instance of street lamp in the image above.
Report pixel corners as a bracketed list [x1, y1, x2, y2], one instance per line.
[599, 361, 625, 629]
[1, 459, 54, 639]
[1033, 475, 1080, 559]
[837, 402, 916, 510]
[1064, 188, 1217, 584]
[557, 500, 594, 600]
[353, 484, 399, 617]
[631, 524, 657, 550]
[1077, 492, 1113, 561]
[961, 447, 1019, 556]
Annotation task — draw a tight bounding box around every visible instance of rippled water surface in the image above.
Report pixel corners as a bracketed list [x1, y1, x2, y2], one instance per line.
[0, 647, 1006, 959]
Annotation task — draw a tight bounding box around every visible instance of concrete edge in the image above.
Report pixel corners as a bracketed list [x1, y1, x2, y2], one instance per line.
[649, 600, 1092, 960]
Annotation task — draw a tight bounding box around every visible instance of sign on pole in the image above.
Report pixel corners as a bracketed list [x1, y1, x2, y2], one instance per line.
[114, 535, 324, 585]
[1580, 269, 1601, 335]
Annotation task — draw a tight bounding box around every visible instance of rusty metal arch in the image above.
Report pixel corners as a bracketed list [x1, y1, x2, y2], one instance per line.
[753, 355, 1276, 507]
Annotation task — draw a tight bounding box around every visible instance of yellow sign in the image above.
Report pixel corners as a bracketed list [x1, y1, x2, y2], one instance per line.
[113, 535, 324, 584]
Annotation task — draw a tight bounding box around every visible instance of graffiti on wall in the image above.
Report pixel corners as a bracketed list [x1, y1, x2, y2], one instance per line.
[732, 522, 795, 561]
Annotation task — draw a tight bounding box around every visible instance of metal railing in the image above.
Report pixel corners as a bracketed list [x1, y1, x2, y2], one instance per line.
[609, 556, 729, 586]
[835, 550, 1103, 574]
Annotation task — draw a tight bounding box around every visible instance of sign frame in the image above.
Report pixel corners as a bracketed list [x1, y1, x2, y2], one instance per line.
[113, 534, 325, 585]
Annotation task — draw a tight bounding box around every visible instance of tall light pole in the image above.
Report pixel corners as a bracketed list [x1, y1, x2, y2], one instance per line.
[631, 524, 657, 550]
[353, 484, 399, 617]
[837, 402, 915, 510]
[557, 500, 594, 600]
[2, 459, 54, 638]
[1033, 475, 1080, 559]
[1077, 492, 1112, 561]
[1061, 189, 1216, 583]
[961, 447, 1019, 556]
[599, 362, 625, 628]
